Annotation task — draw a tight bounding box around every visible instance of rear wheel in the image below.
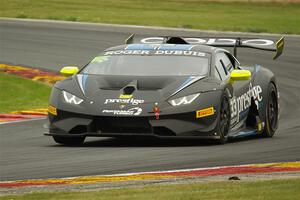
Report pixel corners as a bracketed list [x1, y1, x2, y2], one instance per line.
[53, 136, 85, 145]
[217, 95, 231, 144]
[262, 83, 278, 137]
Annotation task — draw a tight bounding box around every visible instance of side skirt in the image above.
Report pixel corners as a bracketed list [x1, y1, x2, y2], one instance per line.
[229, 128, 258, 139]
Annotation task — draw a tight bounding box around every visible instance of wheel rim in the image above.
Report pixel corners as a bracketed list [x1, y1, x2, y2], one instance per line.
[220, 98, 230, 137]
[268, 91, 278, 131]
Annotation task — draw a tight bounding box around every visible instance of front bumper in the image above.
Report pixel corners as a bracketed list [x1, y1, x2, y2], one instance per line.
[45, 109, 219, 139]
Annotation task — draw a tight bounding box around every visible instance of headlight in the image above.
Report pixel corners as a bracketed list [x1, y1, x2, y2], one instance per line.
[62, 90, 83, 105]
[168, 93, 200, 106]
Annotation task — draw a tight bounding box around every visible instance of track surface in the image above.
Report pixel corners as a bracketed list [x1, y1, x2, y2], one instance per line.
[0, 19, 299, 181]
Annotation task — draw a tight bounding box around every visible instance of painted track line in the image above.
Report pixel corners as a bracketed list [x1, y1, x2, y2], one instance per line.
[0, 117, 46, 125]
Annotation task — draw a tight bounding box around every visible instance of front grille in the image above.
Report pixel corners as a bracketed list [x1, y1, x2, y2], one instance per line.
[95, 117, 152, 134]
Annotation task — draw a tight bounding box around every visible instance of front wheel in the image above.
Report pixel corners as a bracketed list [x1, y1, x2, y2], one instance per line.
[216, 95, 231, 144]
[53, 136, 85, 145]
[262, 83, 279, 137]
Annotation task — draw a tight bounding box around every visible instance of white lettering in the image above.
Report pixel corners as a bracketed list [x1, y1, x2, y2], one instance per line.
[242, 39, 274, 46]
[230, 85, 263, 125]
[140, 37, 274, 46]
[104, 98, 144, 105]
[102, 107, 142, 116]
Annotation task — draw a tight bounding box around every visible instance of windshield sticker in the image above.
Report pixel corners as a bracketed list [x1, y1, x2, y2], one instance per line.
[230, 84, 263, 125]
[102, 107, 142, 116]
[91, 56, 110, 63]
[104, 50, 206, 57]
[104, 98, 144, 105]
[105, 50, 150, 55]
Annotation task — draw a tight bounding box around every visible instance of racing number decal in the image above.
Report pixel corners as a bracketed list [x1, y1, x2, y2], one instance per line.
[230, 83, 263, 125]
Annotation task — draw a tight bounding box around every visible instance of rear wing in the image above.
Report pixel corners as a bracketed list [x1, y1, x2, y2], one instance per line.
[125, 34, 284, 60]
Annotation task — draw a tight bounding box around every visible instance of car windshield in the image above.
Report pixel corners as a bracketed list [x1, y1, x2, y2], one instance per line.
[81, 54, 209, 76]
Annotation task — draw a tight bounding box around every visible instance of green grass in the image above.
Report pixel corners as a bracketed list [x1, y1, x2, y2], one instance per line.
[0, 72, 51, 113]
[1, 178, 300, 200]
[0, 0, 299, 34]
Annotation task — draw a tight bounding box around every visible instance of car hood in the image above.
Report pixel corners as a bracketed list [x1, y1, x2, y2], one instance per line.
[53, 74, 223, 116]
[57, 74, 209, 102]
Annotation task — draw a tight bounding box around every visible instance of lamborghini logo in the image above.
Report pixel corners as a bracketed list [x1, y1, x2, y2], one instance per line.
[119, 105, 126, 109]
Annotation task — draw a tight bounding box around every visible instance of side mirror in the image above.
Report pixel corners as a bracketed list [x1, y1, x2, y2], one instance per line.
[60, 66, 79, 77]
[229, 70, 251, 84]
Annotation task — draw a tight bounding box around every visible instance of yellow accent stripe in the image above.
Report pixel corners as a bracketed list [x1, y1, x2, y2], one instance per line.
[8, 174, 176, 185]
[253, 161, 300, 168]
[10, 108, 48, 115]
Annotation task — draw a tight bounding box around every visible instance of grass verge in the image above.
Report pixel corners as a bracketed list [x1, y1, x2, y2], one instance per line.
[0, 72, 51, 113]
[1, 178, 300, 200]
[0, 0, 300, 34]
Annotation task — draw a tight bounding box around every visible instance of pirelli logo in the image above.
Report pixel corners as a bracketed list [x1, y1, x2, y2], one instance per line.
[196, 107, 214, 118]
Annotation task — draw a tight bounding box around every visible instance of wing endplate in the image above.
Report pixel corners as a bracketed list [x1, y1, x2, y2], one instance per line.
[273, 37, 284, 60]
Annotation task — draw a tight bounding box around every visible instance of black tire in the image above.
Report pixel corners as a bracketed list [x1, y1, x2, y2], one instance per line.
[53, 136, 85, 145]
[216, 94, 231, 144]
[262, 83, 279, 137]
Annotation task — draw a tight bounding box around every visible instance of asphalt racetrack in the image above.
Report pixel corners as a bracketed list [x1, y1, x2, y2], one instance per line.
[0, 19, 299, 181]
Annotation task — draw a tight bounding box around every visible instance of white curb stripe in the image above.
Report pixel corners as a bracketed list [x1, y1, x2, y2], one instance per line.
[0, 117, 46, 125]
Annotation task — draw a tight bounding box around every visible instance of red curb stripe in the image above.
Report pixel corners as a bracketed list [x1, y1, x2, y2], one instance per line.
[0, 64, 65, 86]
[155, 166, 300, 177]
[1, 165, 299, 188]
[0, 64, 63, 123]
[0, 182, 67, 188]
[0, 114, 45, 123]
[0, 114, 45, 118]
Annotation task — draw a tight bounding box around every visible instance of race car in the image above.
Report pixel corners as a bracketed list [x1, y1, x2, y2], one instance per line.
[45, 35, 284, 145]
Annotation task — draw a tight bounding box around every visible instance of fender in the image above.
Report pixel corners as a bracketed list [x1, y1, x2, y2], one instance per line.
[251, 66, 277, 123]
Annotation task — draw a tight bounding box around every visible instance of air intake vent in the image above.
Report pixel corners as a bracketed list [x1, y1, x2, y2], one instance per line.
[123, 86, 135, 95]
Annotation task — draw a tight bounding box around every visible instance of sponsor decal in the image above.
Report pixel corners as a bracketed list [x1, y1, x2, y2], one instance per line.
[119, 94, 133, 99]
[104, 50, 206, 57]
[91, 56, 109, 63]
[140, 37, 274, 46]
[102, 107, 142, 116]
[105, 50, 150, 55]
[154, 50, 205, 57]
[104, 98, 144, 106]
[153, 102, 161, 120]
[196, 107, 215, 118]
[230, 84, 263, 125]
[48, 105, 57, 116]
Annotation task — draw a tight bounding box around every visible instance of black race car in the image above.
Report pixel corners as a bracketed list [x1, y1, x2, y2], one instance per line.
[45, 35, 284, 145]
